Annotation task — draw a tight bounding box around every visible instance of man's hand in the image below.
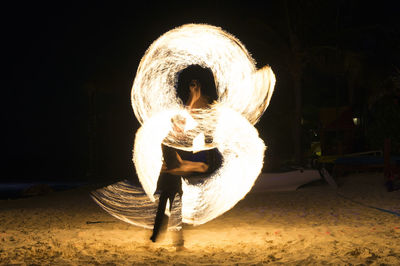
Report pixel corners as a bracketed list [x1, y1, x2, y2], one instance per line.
[171, 115, 186, 133]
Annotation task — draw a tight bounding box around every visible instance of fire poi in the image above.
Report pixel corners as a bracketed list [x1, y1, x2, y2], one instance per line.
[91, 24, 276, 230]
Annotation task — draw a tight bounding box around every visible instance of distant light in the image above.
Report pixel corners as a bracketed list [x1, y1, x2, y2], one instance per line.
[353, 117, 360, 126]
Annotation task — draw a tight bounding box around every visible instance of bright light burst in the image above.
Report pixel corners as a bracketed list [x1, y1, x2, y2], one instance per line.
[92, 24, 276, 228]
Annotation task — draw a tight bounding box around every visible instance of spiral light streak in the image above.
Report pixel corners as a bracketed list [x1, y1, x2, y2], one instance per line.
[181, 107, 266, 225]
[91, 24, 276, 228]
[131, 23, 275, 150]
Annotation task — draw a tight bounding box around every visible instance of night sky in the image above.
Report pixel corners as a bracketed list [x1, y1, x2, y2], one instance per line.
[3, 1, 400, 183]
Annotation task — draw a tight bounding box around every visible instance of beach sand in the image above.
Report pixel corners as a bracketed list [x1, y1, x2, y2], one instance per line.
[1, 172, 399, 265]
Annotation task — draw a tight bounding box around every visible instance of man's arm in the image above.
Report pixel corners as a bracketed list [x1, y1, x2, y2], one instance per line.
[162, 152, 209, 175]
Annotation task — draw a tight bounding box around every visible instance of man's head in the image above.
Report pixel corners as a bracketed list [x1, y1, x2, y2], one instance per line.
[175, 65, 217, 105]
[189, 79, 201, 93]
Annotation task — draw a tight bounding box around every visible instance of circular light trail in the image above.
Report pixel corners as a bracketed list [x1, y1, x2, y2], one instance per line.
[93, 24, 276, 228]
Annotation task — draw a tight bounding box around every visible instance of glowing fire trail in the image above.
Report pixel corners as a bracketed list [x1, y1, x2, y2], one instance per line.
[91, 24, 275, 229]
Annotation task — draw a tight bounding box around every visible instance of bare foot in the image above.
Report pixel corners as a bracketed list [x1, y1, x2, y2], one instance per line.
[176, 246, 188, 252]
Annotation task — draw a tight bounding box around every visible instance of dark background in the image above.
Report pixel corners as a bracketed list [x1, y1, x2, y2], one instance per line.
[2, 1, 400, 184]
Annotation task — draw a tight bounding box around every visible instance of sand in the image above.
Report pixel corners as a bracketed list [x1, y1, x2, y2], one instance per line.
[1, 172, 400, 265]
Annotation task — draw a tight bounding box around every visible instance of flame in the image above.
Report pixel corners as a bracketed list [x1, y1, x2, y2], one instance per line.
[131, 23, 275, 150]
[92, 24, 275, 228]
[192, 133, 205, 153]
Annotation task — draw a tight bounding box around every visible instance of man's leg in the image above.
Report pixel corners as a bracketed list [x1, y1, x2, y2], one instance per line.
[170, 192, 184, 249]
[150, 192, 169, 242]
[172, 227, 184, 249]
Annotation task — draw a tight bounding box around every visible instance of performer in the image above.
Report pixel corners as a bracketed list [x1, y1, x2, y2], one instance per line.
[150, 145, 208, 244]
[150, 78, 221, 250]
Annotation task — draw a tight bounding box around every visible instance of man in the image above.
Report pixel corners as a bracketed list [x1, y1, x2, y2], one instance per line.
[150, 79, 210, 249]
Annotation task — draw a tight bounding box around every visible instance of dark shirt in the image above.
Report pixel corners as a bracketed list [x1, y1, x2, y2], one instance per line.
[156, 144, 222, 193]
[178, 148, 222, 176]
[156, 145, 182, 194]
[162, 145, 181, 170]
